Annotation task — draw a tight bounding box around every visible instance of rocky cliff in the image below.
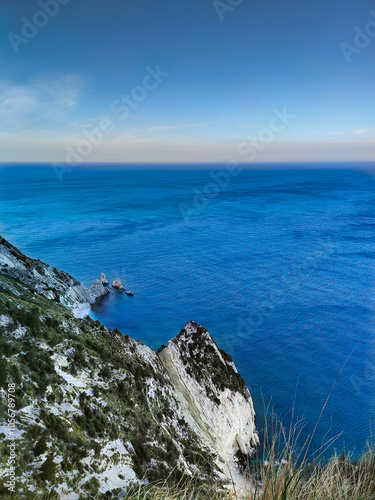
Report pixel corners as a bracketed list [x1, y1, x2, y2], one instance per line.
[0, 236, 258, 498]
[158, 321, 259, 489]
[0, 236, 109, 318]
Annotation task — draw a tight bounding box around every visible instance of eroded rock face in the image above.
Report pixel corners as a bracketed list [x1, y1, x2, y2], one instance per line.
[100, 273, 109, 285]
[0, 236, 107, 318]
[112, 278, 125, 290]
[158, 321, 259, 488]
[89, 279, 110, 302]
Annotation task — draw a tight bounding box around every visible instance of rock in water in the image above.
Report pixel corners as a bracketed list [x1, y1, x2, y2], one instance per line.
[100, 273, 109, 285]
[112, 278, 125, 291]
[126, 291, 134, 296]
[158, 321, 259, 490]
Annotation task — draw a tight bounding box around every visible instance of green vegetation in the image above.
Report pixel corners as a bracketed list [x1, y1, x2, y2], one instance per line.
[39, 455, 56, 482]
[173, 322, 248, 402]
[122, 448, 375, 499]
[34, 437, 48, 457]
[1, 446, 375, 500]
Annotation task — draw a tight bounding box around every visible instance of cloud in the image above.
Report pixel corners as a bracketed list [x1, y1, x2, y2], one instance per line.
[0, 74, 83, 130]
[149, 120, 218, 132]
[353, 128, 375, 136]
[0, 85, 38, 125]
[33, 74, 83, 108]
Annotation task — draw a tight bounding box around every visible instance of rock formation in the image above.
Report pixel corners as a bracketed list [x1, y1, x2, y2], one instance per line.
[0, 236, 106, 318]
[112, 278, 125, 291]
[0, 236, 259, 497]
[89, 279, 110, 302]
[158, 321, 259, 488]
[100, 272, 109, 285]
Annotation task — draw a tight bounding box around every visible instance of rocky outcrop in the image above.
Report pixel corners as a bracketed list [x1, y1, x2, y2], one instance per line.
[158, 321, 259, 489]
[112, 278, 125, 291]
[0, 236, 107, 318]
[89, 279, 110, 302]
[126, 291, 134, 296]
[100, 272, 109, 285]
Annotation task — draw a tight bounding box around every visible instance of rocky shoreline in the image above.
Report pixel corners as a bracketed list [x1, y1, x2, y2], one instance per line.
[0, 235, 258, 497]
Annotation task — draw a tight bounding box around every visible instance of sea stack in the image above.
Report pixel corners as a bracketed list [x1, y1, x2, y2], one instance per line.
[100, 273, 109, 285]
[112, 278, 125, 291]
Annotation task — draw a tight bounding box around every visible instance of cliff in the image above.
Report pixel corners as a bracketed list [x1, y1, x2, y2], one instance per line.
[0, 236, 109, 318]
[0, 236, 258, 498]
[158, 321, 259, 489]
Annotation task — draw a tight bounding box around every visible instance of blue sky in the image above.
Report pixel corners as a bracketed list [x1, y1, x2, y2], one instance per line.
[0, 0, 374, 163]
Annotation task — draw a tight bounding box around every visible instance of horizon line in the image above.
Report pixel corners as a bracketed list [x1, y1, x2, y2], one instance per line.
[0, 160, 374, 167]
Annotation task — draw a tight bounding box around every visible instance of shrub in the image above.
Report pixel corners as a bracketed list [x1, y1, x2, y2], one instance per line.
[83, 476, 100, 496]
[34, 436, 48, 457]
[39, 454, 56, 482]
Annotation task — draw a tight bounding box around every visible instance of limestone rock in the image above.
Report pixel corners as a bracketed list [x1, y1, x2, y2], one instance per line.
[158, 321, 259, 489]
[100, 273, 109, 285]
[0, 236, 93, 318]
[112, 278, 125, 291]
[126, 291, 134, 296]
[89, 279, 110, 302]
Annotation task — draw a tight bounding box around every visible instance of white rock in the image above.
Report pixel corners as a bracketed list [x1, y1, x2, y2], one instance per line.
[158, 321, 259, 491]
[112, 278, 125, 290]
[100, 273, 109, 285]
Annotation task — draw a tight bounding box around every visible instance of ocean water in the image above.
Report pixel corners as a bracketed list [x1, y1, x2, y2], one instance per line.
[0, 164, 374, 457]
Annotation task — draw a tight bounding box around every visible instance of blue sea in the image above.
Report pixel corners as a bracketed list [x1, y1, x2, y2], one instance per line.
[0, 163, 374, 457]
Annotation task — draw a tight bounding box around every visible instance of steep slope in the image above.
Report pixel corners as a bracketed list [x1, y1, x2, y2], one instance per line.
[0, 236, 258, 498]
[158, 321, 259, 488]
[0, 236, 109, 318]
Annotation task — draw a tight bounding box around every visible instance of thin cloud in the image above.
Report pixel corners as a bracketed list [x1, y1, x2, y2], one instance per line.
[33, 74, 83, 108]
[353, 128, 375, 135]
[0, 75, 83, 131]
[149, 120, 218, 132]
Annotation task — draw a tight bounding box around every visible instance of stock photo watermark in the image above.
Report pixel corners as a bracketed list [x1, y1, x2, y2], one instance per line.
[52, 65, 170, 182]
[4, 381, 17, 493]
[213, 0, 244, 22]
[340, 10, 375, 63]
[7, 0, 72, 54]
[350, 357, 375, 397]
[178, 106, 296, 221]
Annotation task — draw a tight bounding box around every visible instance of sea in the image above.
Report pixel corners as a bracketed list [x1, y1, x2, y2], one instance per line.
[0, 163, 374, 458]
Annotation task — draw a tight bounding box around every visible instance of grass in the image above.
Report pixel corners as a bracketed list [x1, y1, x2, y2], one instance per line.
[120, 444, 375, 499]
[1, 402, 374, 500]
[239, 416, 375, 500]
[120, 388, 375, 500]
[119, 428, 375, 500]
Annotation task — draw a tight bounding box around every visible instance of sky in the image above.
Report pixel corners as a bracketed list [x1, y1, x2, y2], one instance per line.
[0, 0, 374, 164]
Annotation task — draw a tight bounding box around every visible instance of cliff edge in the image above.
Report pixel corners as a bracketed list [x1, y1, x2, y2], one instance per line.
[0, 236, 109, 318]
[158, 321, 259, 488]
[0, 236, 258, 497]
